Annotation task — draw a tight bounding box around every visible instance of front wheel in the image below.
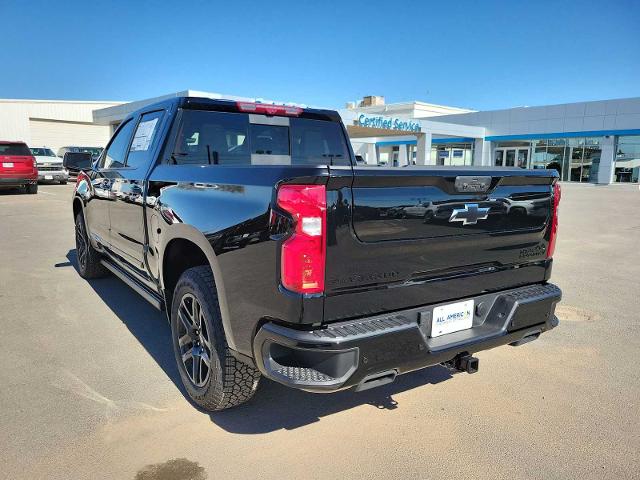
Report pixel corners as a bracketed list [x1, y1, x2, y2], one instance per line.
[171, 266, 260, 411]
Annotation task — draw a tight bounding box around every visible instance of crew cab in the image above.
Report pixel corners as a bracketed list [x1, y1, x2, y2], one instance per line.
[0, 141, 38, 194]
[70, 97, 562, 411]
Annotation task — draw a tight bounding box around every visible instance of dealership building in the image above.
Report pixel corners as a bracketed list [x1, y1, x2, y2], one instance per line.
[0, 98, 123, 155]
[1, 91, 638, 184]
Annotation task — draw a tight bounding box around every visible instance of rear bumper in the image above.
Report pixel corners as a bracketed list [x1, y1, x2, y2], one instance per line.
[253, 283, 561, 393]
[38, 170, 68, 182]
[0, 176, 37, 186]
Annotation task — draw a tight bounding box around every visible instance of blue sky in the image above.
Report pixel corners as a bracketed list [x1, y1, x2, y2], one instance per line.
[1, 0, 639, 110]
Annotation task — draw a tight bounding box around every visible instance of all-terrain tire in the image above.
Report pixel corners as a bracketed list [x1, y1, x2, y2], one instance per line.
[75, 211, 109, 279]
[170, 266, 260, 411]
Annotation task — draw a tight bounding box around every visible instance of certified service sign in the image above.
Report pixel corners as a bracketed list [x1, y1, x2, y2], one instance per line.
[357, 114, 422, 133]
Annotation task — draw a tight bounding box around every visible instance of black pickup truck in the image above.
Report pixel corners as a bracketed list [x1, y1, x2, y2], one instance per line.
[71, 97, 561, 411]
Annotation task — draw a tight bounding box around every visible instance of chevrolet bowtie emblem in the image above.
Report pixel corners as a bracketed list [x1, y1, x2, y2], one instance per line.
[449, 203, 490, 225]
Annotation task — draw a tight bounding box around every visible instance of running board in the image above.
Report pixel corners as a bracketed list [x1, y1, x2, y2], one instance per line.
[100, 259, 164, 311]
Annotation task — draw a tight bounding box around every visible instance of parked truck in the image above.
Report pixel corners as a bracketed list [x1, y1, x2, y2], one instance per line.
[70, 96, 562, 411]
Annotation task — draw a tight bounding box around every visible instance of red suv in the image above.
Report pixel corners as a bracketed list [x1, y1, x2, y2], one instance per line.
[0, 141, 38, 194]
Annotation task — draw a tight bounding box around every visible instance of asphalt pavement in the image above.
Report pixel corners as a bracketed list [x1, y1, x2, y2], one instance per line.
[0, 182, 638, 479]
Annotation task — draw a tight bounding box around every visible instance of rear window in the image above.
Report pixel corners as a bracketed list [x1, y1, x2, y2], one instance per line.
[0, 143, 31, 156]
[250, 124, 289, 155]
[170, 110, 350, 166]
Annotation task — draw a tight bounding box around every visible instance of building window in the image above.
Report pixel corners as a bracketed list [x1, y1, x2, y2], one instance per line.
[496, 137, 601, 182]
[432, 142, 473, 166]
[614, 136, 640, 183]
[495, 142, 531, 170]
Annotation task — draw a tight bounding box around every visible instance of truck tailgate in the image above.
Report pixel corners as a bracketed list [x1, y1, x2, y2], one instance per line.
[323, 167, 558, 322]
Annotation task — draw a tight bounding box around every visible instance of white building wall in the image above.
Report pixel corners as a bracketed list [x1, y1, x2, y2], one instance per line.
[345, 101, 474, 120]
[431, 97, 640, 137]
[432, 97, 640, 184]
[473, 139, 492, 166]
[597, 136, 616, 184]
[0, 99, 123, 153]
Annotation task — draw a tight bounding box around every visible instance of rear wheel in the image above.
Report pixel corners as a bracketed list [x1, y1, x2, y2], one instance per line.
[171, 266, 260, 411]
[75, 211, 109, 279]
[26, 183, 38, 194]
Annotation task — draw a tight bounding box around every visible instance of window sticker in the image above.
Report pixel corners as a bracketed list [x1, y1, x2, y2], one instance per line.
[130, 118, 159, 152]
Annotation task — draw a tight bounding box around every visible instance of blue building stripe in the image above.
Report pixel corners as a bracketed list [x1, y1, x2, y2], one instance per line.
[375, 140, 417, 146]
[431, 137, 476, 144]
[486, 129, 640, 142]
[376, 137, 478, 146]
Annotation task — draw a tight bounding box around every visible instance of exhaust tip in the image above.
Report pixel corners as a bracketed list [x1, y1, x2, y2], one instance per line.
[354, 369, 398, 392]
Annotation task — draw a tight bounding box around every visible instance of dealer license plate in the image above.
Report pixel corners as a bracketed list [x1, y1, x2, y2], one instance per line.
[431, 299, 474, 337]
[45, 175, 53, 180]
[2, 162, 14, 168]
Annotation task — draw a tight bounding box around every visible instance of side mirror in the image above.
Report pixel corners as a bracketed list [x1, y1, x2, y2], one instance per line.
[63, 152, 93, 171]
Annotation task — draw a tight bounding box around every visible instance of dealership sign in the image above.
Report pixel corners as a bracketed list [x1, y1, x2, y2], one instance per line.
[357, 114, 422, 132]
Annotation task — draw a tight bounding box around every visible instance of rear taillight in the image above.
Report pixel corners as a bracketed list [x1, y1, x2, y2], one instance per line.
[547, 183, 561, 258]
[76, 169, 89, 186]
[236, 101, 303, 116]
[32, 157, 37, 168]
[276, 184, 326, 294]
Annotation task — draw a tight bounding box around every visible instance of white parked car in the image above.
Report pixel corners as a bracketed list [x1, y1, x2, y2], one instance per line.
[30, 147, 68, 184]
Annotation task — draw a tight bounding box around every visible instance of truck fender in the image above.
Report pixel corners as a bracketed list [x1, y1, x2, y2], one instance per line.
[157, 223, 238, 351]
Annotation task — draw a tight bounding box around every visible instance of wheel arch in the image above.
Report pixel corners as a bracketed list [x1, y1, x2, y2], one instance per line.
[159, 225, 237, 351]
[72, 196, 83, 220]
[72, 195, 92, 245]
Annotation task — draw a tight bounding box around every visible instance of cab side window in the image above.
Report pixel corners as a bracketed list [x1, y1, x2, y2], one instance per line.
[101, 119, 135, 169]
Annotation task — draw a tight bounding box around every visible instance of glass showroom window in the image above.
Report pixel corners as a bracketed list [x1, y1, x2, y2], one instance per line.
[545, 139, 566, 178]
[614, 136, 640, 183]
[531, 139, 551, 170]
[529, 137, 601, 182]
[582, 138, 601, 183]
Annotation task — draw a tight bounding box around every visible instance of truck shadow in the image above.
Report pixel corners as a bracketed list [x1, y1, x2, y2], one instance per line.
[64, 249, 455, 434]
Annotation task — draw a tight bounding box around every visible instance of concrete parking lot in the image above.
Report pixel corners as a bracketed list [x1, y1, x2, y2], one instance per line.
[0, 182, 638, 479]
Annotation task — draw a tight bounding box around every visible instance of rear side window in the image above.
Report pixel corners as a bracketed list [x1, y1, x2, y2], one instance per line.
[170, 110, 350, 166]
[0, 143, 31, 156]
[126, 110, 164, 169]
[290, 118, 348, 165]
